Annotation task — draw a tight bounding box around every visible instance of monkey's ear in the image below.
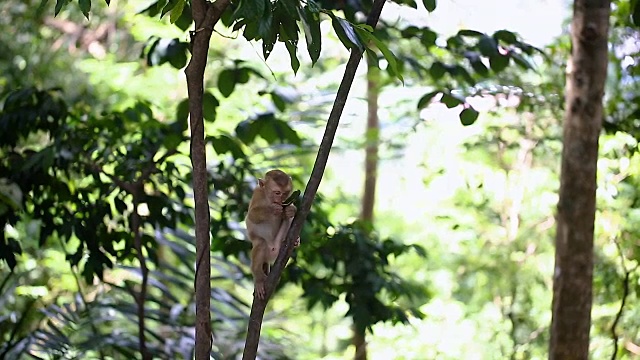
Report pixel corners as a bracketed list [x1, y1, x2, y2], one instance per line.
[258, 178, 265, 187]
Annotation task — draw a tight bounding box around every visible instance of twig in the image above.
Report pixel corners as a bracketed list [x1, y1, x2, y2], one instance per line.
[610, 237, 636, 360]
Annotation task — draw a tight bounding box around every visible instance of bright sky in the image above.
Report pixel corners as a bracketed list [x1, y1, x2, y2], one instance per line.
[392, 0, 570, 47]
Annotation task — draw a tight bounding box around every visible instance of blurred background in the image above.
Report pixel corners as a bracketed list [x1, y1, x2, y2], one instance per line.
[2, 0, 639, 359]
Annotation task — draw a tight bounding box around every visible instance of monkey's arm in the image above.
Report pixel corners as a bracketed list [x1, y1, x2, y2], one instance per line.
[246, 204, 274, 223]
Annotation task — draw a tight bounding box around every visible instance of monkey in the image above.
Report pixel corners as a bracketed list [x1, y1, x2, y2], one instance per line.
[245, 169, 300, 299]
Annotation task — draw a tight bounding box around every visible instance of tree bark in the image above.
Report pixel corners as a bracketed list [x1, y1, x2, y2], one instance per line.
[549, 1, 610, 359]
[241, 1, 388, 359]
[184, 1, 230, 359]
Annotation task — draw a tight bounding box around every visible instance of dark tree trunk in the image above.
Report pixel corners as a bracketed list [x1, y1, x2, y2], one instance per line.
[185, 1, 230, 359]
[549, 0, 610, 359]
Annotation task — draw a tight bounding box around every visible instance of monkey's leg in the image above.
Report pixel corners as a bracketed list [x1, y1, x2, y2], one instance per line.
[274, 217, 300, 249]
[250, 240, 269, 299]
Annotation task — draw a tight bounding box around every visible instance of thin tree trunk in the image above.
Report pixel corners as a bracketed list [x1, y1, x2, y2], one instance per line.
[549, 0, 610, 359]
[241, 2, 388, 358]
[184, 1, 230, 359]
[353, 54, 380, 360]
[132, 189, 151, 360]
[360, 58, 379, 223]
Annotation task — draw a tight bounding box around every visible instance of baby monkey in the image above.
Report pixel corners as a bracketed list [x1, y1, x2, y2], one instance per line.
[245, 169, 300, 299]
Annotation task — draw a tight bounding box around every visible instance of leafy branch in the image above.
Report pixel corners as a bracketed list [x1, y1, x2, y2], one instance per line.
[241, 0, 388, 358]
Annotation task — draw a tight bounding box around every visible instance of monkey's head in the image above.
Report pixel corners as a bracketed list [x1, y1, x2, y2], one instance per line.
[259, 169, 292, 204]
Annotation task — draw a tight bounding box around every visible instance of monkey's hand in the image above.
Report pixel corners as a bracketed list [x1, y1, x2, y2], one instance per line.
[293, 236, 300, 247]
[284, 204, 296, 219]
[270, 203, 283, 216]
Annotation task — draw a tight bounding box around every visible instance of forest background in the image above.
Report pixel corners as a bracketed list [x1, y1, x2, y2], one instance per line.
[1, 0, 639, 359]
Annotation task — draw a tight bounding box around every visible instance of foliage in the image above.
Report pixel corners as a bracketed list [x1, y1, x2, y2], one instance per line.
[288, 219, 429, 334]
[8, 0, 640, 359]
[0, 87, 188, 280]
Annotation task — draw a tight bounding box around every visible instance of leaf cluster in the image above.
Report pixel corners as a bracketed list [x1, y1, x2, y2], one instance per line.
[0, 87, 189, 281]
[285, 218, 429, 334]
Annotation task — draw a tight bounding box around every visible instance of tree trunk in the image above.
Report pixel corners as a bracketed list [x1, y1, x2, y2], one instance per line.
[185, 1, 230, 359]
[353, 54, 380, 360]
[549, 1, 610, 359]
[360, 58, 380, 224]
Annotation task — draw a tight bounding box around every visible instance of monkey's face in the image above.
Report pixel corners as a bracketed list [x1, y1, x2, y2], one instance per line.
[259, 173, 292, 205]
[268, 185, 288, 204]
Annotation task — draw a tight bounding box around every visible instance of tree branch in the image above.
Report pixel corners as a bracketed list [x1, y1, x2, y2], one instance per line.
[241, 1, 388, 358]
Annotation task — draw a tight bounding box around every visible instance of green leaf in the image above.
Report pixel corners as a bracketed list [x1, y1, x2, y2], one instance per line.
[258, 2, 273, 39]
[233, 0, 266, 21]
[493, 29, 517, 44]
[236, 114, 301, 145]
[280, 0, 300, 19]
[161, 0, 178, 18]
[235, 120, 257, 144]
[259, 9, 276, 59]
[422, 0, 436, 12]
[478, 35, 498, 57]
[453, 65, 475, 86]
[285, 41, 300, 74]
[209, 135, 245, 158]
[330, 15, 362, 51]
[457, 29, 483, 37]
[355, 27, 403, 82]
[417, 91, 440, 109]
[270, 91, 287, 112]
[489, 54, 509, 72]
[203, 92, 219, 122]
[299, 5, 321, 64]
[79, 0, 91, 19]
[169, 0, 185, 24]
[38, 0, 51, 14]
[459, 107, 479, 126]
[176, 99, 189, 123]
[467, 53, 489, 76]
[395, 0, 417, 8]
[446, 35, 464, 50]
[400, 26, 420, 38]
[429, 62, 446, 80]
[174, 2, 192, 30]
[166, 40, 188, 68]
[54, 0, 68, 16]
[509, 51, 533, 70]
[420, 28, 438, 48]
[236, 68, 250, 83]
[218, 69, 236, 97]
[277, 6, 299, 42]
[283, 189, 301, 206]
[441, 92, 463, 108]
[634, 0, 640, 26]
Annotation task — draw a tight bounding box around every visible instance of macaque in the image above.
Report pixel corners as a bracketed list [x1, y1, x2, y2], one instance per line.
[245, 169, 300, 299]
